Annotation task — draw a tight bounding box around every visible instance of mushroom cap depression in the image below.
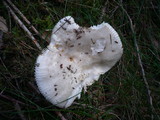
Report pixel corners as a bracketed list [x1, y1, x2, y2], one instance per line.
[35, 16, 123, 108]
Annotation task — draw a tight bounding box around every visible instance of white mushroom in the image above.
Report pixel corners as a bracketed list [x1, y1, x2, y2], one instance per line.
[35, 16, 123, 108]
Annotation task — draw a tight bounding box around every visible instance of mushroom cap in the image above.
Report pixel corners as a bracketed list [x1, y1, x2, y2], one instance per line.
[35, 16, 123, 108]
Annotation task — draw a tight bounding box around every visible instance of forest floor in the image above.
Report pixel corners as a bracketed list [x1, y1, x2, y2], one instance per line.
[0, 0, 160, 120]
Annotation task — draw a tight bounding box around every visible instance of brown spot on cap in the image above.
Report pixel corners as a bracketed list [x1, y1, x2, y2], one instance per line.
[91, 39, 95, 44]
[77, 36, 82, 40]
[115, 41, 118, 44]
[110, 34, 112, 44]
[55, 44, 61, 49]
[65, 41, 68, 45]
[69, 57, 74, 62]
[67, 65, 71, 71]
[70, 45, 74, 47]
[60, 64, 63, 69]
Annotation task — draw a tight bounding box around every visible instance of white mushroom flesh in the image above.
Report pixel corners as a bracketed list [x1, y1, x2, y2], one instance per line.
[35, 16, 123, 108]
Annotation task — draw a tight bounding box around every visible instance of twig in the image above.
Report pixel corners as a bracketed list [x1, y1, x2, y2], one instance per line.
[55, 111, 68, 120]
[3, 1, 42, 50]
[0, 93, 25, 105]
[6, 0, 43, 39]
[28, 81, 40, 94]
[109, 112, 121, 120]
[0, 31, 3, 49]
[109, 6, 119, 19]
[15, 102, 27, 120]
[119, 3, 154, 120]
[7, 4, 12, 32]
[19, 40, 39, 51]
[53, 16, 72, 34]
[0, 87, 6, 94]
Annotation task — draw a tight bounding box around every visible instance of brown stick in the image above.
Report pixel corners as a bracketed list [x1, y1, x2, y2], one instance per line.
[28, 82, 40, 94]
[119, 3, 154, 120]
[3, 1, 42, 50]
[53, 17, 72, 34]
[15, 103, 27, 120]
[6, 0, 43, 39]
[55, 111, 68, 120]
[0, 93, 25, 105]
